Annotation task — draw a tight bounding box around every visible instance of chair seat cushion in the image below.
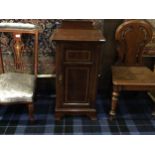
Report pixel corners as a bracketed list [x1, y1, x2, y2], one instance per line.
[112, 66, 155, 86]
[0, 72, 35, 104]
[0, 23, 37, 29]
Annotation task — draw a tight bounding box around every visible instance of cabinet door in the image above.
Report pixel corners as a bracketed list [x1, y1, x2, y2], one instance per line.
[57, 43, 96, 108]
[56, 42, 99, 109]
[63, 65, 92, 106]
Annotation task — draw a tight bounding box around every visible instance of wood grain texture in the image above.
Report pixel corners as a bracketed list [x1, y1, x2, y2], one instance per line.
[52, 20, 105, 120]
[110, 20, 155, 118]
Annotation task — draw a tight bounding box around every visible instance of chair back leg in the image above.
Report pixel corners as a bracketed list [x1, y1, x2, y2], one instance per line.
[28, 103, 34, 122]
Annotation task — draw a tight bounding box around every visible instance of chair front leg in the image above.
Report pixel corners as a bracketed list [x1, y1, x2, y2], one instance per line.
[109, 87, 120, 119]
[28, 103, 34, 122]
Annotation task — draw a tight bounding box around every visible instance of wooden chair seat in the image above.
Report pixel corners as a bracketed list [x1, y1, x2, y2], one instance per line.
[112, 66, 155, 87]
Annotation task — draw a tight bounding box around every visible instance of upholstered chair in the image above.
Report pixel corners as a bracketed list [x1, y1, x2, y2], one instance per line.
[0, 23, 39, 122]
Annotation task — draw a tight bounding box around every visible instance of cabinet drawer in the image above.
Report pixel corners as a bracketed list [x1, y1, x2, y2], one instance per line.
[64, 49, 92, 62]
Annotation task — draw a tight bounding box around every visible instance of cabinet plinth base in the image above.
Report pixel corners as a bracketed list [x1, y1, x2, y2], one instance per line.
[55, 108, 97, 121]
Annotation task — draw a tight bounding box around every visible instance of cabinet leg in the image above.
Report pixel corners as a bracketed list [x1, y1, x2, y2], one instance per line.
[55, 112, 63, 121]
[109, 91, 119, 120]
[87, 112, 97, 121]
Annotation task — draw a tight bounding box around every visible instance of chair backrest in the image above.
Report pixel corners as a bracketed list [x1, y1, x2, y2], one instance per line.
[0, 23, 39, 76]
[115, 20, 153, 66]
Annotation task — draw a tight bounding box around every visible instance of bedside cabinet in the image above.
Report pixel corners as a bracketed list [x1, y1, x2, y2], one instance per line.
[51, 21, 106, 120]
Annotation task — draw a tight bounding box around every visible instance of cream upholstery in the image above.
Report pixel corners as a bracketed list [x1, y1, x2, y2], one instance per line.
[0, 72, 35, 104]
[0, 23, 37, 29]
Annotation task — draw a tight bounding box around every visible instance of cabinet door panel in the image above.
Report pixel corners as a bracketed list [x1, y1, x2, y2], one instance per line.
[64, 66, 91, 105]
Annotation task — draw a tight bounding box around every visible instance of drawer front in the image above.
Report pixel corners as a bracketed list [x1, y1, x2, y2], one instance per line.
[64, 49, 92, 62]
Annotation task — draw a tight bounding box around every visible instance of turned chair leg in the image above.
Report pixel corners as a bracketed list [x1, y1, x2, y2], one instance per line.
[109, 91, 120, 120]
[28, 103, 34, 122]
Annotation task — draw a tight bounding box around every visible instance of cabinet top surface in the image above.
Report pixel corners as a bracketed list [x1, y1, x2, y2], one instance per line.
[51, 28, 106, 42]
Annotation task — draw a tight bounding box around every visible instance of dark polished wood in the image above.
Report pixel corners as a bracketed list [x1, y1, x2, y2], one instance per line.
[0, 25, 39, 122]
[52, 21, 105, 120]
[51, 28, 105, 42]
[110, 20, 155, 119]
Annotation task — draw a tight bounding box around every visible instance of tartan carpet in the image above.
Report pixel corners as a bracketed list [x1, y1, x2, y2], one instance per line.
[0, 92, 155, 135]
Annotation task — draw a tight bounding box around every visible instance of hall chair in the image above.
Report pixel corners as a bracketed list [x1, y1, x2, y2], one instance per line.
[0, 23, 39, 122]
[109, 20, 155, 119]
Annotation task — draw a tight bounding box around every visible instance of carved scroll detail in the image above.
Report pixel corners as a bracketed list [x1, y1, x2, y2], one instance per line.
[116, 22, 152, 65]
[121, 26, 133, 39]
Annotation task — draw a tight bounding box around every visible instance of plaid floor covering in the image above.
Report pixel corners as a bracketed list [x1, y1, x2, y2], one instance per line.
[0, 92, 155, 135]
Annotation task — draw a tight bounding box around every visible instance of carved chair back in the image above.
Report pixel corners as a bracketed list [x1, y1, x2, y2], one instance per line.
[0, 30, 38, 76]
[115, 20, 153, 66]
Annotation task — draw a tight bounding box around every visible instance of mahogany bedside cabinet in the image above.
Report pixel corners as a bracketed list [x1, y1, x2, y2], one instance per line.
[51, 20, 106, 120]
